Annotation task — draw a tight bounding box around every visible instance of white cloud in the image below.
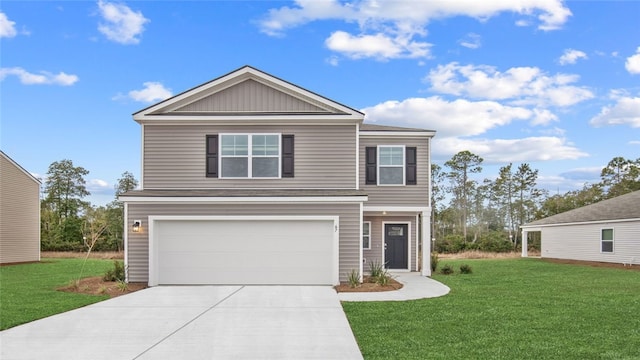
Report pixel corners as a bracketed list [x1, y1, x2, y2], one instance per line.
[87, 179, 112, 195]
[97, 0, 149, 45]
[0, 12, 16, 38]
[426, 62, 593, 107]
[589, 97, 640, 128]
[258, 0, 570, 60]
[558, 48, 587, 65]
[0, 67, 79, 86]
[629, 140, 640, 146]
[362, 96, 532, 138]
[434, 136, 587, 163]
[459, 33, 481, 49]
[325, 31, 430, 59]
[128, 82, 172, 103]
[625, 47, 640, 74]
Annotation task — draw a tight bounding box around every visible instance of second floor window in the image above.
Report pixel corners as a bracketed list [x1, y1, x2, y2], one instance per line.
[378, 145, 405, 185]
[220, 134, 280, 178]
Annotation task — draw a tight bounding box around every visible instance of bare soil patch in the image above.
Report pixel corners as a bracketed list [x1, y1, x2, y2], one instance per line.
[58, 276, 147, 298]
[334, 276, 403, 293]
[438, 250, 540, 259]
[543, 258, 640, 271]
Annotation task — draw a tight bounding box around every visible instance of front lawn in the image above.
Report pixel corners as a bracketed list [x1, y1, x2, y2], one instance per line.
[342, 258, 640, 359]
[0, 258, 114, 330]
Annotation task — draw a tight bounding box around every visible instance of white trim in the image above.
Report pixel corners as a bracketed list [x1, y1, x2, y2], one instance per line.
[359, 202, 363, 281]
[147, 215, 340, 286]
[140, 124, 145, 189]
[359, 131, 436, 138]
[364, 206, 430, 213]
[521, 217, 640, 229]
[123, 203, 129, 283]
[119, 196, 368, 203]
[355, 122, 360, 190]
[381, 221, 411, 271]
[415, 214, 419, 272]
[377, 145, 405, 186]
[421, 210, 431, 276]
[135, 117, 363, 125]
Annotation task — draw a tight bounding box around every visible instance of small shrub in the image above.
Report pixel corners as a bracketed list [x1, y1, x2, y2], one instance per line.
[368, 260, 385, 280]
[347, 269, 361, 288]
[440, 264, 454, 275]
[430, 253, 439, 272]
[116, 280, 128, 292]
[459, 264, 473, 274]
[103, 260, 125, 282]
[98, 285, 108, 294]
[375, 268, 392, 286]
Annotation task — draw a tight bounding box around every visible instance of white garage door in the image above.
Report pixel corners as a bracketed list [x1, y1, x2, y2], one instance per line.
[150, 218, 337, 285]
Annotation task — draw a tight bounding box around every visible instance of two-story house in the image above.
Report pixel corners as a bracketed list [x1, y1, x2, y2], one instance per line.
[119, 66, 435, 286]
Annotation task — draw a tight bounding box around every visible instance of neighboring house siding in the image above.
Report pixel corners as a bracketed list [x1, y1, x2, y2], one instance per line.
[359, 136, 429, 207]
[541, 220, 640, 264]
[363, 215, 418, 271]
[174, 79, 333, 113]
[0, 155, 40, 264]
[143, 125, 357, 189]
[126, 203, 360, 283]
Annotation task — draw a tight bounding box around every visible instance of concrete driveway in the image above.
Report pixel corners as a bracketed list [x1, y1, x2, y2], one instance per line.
[0, 286, 363, 360]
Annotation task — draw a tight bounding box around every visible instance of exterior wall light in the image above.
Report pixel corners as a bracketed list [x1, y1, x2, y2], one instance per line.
[132, 220, 142, 233]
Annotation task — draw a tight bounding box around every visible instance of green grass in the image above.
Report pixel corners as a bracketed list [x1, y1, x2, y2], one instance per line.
[0, 258, 114, 330]
[342, 258, 640, 359]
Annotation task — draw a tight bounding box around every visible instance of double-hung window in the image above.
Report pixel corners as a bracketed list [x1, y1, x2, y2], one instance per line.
[601, 228, 614, 253]
[378, 145, 405, 185]
[220, 134, 280, 178]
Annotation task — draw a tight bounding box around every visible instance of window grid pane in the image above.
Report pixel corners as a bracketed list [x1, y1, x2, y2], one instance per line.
[601, 229, 613, 241]
[220, 134, 280, 178]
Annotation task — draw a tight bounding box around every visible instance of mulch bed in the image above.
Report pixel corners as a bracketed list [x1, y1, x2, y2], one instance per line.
[58, 276, 147, 298]
[334, 276, 403, 293]
[543, 258, 640, 271]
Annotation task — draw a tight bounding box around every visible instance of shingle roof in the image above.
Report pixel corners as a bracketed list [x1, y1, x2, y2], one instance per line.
[119, 189, 368, 198]
[523, 190, 640, 227]
[360, 123, 435, 132]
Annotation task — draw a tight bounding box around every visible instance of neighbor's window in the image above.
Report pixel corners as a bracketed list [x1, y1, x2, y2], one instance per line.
[601, 228, 614, 253]
[220, 134, 280, 178]
[363, 222, 371, 250]
[378, 145, 404, 185]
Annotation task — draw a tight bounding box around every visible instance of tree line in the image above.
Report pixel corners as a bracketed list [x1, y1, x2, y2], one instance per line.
[432, 152, 640, 253]
[40, 159, 137, 252]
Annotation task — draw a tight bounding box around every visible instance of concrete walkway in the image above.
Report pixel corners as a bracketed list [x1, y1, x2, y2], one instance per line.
[1, 286, 363, 360]
[338, 272, 450, 302]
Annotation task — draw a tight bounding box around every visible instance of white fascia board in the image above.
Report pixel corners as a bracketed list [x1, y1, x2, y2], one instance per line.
[364, 206, 430, 213]
[521, 218, 640, 229]
[119, 196, 368, 203]
[359, 131, 436, 138]
[134, 114, 363, 123]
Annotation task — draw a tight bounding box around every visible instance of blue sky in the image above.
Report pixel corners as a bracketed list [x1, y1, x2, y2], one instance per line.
[1, 1, 639, 206]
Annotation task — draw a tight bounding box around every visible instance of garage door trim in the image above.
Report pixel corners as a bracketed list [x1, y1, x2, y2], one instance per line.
[148, 215, 340, 286]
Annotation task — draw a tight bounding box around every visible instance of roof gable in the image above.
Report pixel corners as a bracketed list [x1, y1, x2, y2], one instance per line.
[133, 66, 363, 123]
[0, 151, 41, 184]
[524, 190, 640, 227]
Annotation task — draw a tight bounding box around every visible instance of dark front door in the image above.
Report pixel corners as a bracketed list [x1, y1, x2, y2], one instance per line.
[384, 224, 408, 269]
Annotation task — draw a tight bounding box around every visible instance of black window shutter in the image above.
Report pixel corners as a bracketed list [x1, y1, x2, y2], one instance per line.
[206, 135, 218, 178]
[282, 135, 294, 178]
[406, 147, 417, 185]
[365, 147, 377, 185]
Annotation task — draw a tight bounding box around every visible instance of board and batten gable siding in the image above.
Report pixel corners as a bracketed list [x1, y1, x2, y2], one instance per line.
[359, 136, 429, 207]
[540, 220, 640, 264]
[363, 215, 418, 272]
[126, 202, 360, 283]
[173, 79, 337, 114]
[143, 124, 357, 189]
[0, 154, 40, 264]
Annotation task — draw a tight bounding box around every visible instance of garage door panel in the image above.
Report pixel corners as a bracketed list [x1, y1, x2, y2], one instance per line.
[154, 219, 336, 285]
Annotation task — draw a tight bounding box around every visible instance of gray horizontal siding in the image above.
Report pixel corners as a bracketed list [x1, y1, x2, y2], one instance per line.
[541, 220, 640, 264]
[363, 215, 418, 272]
[175, 79, 331, 113]
[0, 156, 40, 264]
[360, 137, 430, 207]
[143, 124, 357, 189]
[126, 203, 360, 283]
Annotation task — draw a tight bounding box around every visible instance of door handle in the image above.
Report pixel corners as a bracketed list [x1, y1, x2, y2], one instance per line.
[384, 243, 387, 250]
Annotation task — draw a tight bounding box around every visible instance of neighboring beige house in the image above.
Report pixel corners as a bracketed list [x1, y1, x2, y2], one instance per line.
[119, 66, 435, 286]
[521, 190, 640, 265]
[0, 151, 41, 264]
